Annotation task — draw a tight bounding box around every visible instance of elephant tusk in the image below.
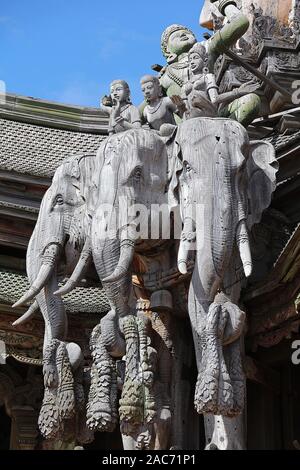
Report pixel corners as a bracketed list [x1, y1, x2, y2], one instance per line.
[54, 239, 92, 296]
[177, 217, 196, 275]
[236, 220, 252, 278]
[13, 244, 60, 308]
[12, 301, 39, 326]
[103, 239, 135, 284]
[178, 260, 188, 275]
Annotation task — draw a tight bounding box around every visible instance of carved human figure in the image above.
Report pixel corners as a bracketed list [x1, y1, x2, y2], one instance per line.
[160, 24, 197, 97]
[160, 0, 262, 126]
[182, 42, 261, 126]
[140, 75, 182, 131]
[101, 80, 141, 135]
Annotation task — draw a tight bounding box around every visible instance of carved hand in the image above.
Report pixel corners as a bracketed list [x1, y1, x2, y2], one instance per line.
[171, 95, 187, 115]
[111, 100, 121, 119]
[237, 80, 261, 96]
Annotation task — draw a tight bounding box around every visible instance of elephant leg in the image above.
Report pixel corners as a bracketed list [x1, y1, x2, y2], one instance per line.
[188, 254, 247, 450]
[203, 260, 246, 451]
[92, 238, 131, 357]
[188, 254, 221, 370]
[202, 260, 246, 451]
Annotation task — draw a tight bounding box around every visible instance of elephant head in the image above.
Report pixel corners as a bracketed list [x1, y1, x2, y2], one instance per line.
[13, 154, 98, 357]
[174, 117, 277, 423]
[176, 118, 277, 286]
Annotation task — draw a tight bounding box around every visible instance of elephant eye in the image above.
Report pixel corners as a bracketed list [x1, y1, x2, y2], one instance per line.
[184, 162, 193, 173]
[54, 194, 64, 206]
[131, 167, 143, 182]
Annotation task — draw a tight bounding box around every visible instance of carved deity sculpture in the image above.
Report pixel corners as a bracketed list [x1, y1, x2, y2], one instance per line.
[140, 75, 181, 131]
[101, 80, 141, 135]
[159, 24, 197, 97]
[183, 42, 261, 126]
[160, 0, 262, 127]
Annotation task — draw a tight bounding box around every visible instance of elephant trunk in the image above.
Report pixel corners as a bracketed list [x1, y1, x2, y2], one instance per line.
[101, 310, 126, 358]
[13, 243, 61, 308]
[103, 237, 135, 284]
[92, 227, 136, 357]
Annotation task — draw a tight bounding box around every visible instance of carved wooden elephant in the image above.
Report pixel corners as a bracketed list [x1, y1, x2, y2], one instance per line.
[90, 129, 168, 357]
[174, 117, 278, 448]
[13, 155, 99, 362]
[12, 154, 101, 440]
[13, 119, 277, 449]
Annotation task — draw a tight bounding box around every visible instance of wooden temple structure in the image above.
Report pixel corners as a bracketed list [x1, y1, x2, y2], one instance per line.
[1, 0, 300, 450]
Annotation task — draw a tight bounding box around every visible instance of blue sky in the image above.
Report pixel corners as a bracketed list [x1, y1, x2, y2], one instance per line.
[0, 0, 205, 106]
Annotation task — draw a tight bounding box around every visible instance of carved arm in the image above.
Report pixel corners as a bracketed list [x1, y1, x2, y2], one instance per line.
[207, 0, 250, 72]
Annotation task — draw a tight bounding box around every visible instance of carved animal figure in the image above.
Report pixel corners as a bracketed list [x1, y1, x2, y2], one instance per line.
[12, 154, 99, 440]
[175, 117, 278, 448]
[13, 118, 277, 449]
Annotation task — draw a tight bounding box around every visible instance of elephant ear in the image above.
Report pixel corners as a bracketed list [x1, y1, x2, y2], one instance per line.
[246, 140, 278, 230]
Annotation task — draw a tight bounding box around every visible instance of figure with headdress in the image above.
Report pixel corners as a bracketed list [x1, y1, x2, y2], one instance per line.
[159, 0, 262, 127]
[182, 42, 261, 126]
[140, 75, 185, 132]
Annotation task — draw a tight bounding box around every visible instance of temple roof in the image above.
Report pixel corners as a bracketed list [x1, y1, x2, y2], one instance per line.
[0, 268, 110, 315]
[0, 93, 109, 179]
[0, 117, 105, 178]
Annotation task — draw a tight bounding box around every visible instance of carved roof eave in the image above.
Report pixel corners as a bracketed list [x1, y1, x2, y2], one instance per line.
[243, 221, 300, 349]
[0, 93, 109, 135]
[215, 38, 300, 84]
[0, 302, 100, 366]
[245, 224, 300, 302]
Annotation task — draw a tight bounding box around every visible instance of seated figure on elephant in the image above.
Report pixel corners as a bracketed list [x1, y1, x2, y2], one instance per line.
[159, 0, 262, 127]
[140, 74, 185, 132]
[182, 42, 261, 126]
[101, 79, 141, 135]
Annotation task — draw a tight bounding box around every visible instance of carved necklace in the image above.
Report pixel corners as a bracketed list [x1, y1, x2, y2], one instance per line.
[120, 103, 131, 114]
[167, 62, 188, 88]
[146, 99, 163, 114]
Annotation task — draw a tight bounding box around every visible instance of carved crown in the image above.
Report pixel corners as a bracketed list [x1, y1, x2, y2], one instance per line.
[161, 24, 195, 59]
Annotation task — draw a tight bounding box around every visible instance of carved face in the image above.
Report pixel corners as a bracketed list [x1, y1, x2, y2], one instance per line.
[110, 82, 129, 104]
[167, 29, 196, 57]
[189, 52, 205, 74]
[141, 80, 160, 103]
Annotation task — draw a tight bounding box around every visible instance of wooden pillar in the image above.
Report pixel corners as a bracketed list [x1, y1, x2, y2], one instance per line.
[10, 406, 39, 450]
